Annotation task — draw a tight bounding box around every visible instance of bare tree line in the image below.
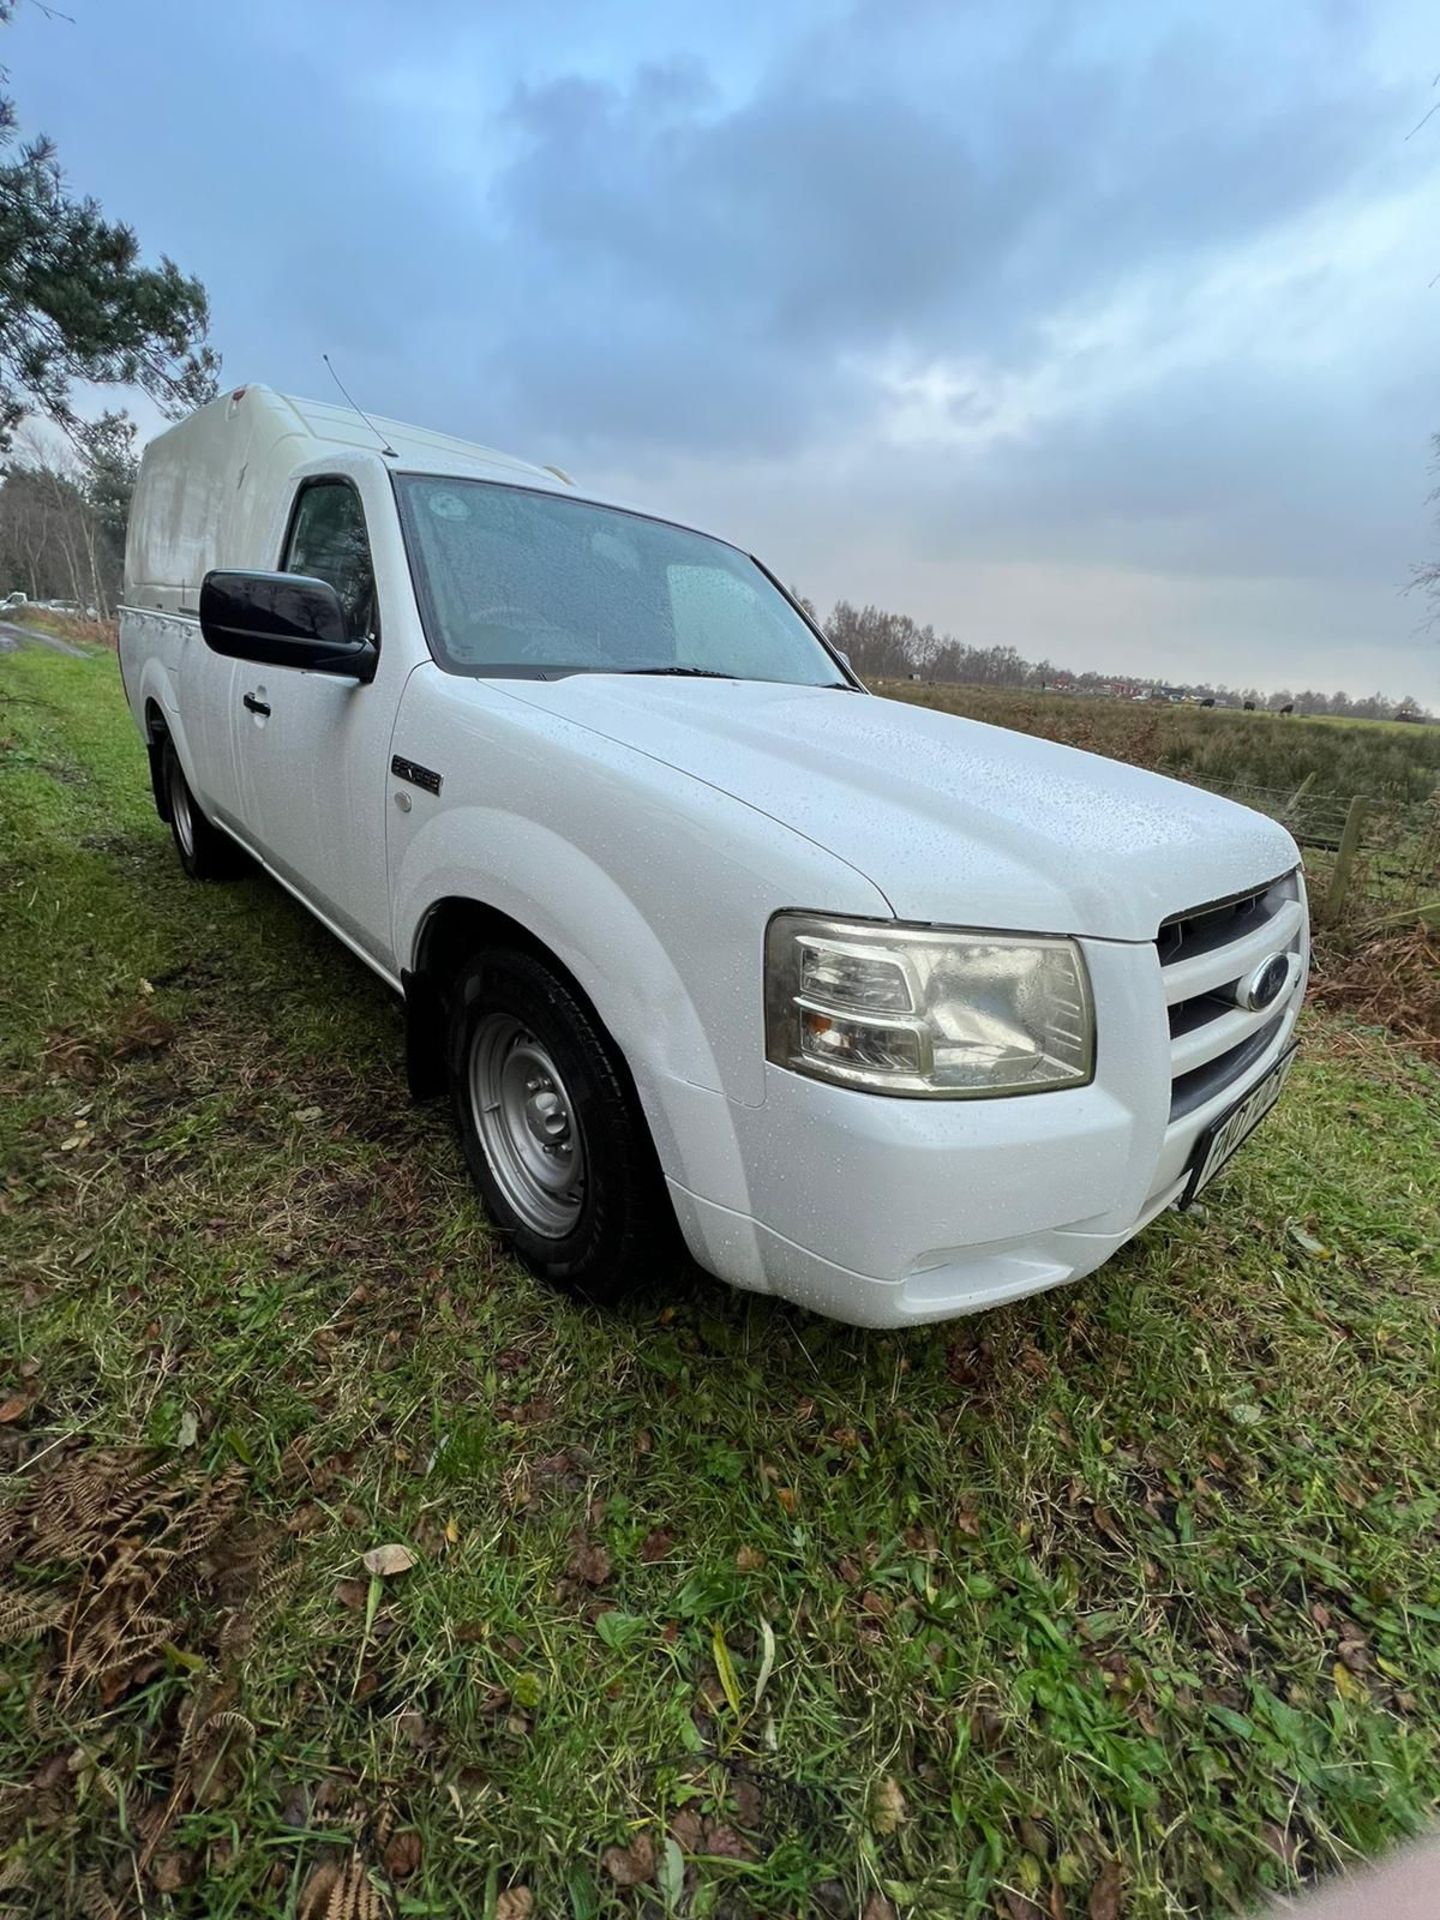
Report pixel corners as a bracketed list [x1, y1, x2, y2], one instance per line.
[798, 595, 1433, 722]
[0, 413, 137, 618]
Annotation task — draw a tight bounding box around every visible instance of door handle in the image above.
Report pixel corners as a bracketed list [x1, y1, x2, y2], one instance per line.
[242, 693, 271, 717]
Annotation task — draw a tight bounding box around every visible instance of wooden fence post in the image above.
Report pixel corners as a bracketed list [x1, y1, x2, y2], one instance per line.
[1282, 770, 1316, 823]
[1322, 795, 1369, 925]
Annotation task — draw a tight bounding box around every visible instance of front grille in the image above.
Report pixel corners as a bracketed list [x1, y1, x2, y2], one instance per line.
[1156, 870, 1305, 1119]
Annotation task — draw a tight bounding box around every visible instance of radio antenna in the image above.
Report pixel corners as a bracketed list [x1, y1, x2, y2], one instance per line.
[322, 353, 398, 457]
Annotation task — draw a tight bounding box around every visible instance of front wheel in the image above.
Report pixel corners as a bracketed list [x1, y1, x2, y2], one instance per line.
[449, 947, 674, 1302]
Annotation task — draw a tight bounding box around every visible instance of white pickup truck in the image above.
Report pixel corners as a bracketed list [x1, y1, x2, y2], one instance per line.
[119, 386, 1307, 1327]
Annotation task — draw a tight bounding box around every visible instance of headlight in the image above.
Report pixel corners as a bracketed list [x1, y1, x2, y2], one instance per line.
[764, 912, 1095, 1098]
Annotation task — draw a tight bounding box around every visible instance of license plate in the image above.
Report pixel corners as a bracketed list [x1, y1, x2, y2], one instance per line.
[1180, 1045, 1298, 1207]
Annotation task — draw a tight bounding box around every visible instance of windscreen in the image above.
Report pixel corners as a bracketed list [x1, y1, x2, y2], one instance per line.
[395, 475, 844, 685]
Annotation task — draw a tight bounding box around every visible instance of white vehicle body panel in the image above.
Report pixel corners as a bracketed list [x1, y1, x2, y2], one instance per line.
[494, 675, 1294, 940]
[120, 385, 1309, 1327]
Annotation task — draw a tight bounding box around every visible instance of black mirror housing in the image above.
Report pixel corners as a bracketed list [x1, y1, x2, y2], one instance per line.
[199, 570, 377, 680]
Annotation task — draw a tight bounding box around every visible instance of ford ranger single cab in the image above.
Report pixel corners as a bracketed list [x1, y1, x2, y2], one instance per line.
[119, 386, 1308, 1326]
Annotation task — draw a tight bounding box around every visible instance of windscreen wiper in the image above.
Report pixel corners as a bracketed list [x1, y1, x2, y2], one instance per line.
[617, 665, 738, 679]
[618, 666, 859, 687]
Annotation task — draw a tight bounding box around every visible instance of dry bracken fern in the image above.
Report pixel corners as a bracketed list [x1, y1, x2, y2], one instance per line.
[299, 1855, 389, 1920]
[1, 1446, 257, 1718]
[73, 1868, 123, 1920]
[0, 1590, 68, 1647]
[218, 1550, 298, 1659]
[2, 1452, 174, 1569]
[60, 1606, 176, 1703]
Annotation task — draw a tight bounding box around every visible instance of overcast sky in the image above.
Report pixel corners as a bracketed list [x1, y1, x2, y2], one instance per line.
[9, 0, 1440, 695]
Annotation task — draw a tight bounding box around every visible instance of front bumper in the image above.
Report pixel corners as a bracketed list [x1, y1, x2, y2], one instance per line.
[662, 929, 1306, 1328]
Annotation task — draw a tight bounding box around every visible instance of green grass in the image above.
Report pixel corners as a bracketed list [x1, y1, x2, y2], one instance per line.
[2, 646, 1439, 1919]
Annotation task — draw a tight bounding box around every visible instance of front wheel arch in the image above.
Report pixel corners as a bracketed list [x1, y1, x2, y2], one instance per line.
[404, 896, 637, 1113]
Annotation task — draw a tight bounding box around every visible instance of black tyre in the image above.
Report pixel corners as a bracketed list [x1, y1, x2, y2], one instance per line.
[449, 946, 673, 1302]
[161, 737, 246, 881]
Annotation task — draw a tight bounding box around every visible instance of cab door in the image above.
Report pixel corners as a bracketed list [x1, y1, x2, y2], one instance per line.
[177, 625, 241, 827]
[231, 472, 399, 973]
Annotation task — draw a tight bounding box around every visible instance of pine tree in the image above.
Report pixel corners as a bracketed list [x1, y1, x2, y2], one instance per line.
[0, 4, 219, 447]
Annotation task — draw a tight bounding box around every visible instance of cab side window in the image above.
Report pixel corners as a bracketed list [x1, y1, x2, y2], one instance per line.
[282, 480, 377, 644]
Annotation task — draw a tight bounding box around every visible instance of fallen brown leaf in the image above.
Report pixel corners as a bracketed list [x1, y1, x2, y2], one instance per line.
[1089, 1858, 1123, 1920]
[148, 1850, 195, 1894]
[862, 1894, 898, 1920]
[669, 1808, 705, 1852]
[601, 1832, 655, 1886]
[566, 1535, 612, 1586]
[0, 1393, 30, 1424]
[702, 1822, 751, 1860]
[495, 1890, 533, 1920]
[732, 1775, 763, 1828]
[383, 1829, 421, 1880]
[735, 1544, 766, 1572]
[639, 1528, 673, 1563]
[362, 1543, 416, 1577]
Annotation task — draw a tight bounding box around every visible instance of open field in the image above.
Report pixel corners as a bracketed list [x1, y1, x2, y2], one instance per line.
[874, 682, 1440, 949]
[2, 646, 1439, 1919]
[872, 683, 1440, 809]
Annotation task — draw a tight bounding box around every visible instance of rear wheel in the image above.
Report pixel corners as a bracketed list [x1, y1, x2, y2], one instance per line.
[449, 947, 673, 1302]
[161, 737, 245, 881]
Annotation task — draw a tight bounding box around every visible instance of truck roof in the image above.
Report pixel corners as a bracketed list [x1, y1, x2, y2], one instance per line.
[125, 383, 582, 611]
[248, 386, 575, 491]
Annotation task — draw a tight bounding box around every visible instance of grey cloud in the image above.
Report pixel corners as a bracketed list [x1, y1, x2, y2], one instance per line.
[10, 0, 1432, 690]
[469, 4, 1406, 456]
[890, 341, 1434, 589]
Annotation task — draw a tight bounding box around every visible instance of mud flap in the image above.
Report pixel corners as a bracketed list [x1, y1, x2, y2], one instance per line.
[147, 734, 171, 822]
[402, 968, 448, 1101]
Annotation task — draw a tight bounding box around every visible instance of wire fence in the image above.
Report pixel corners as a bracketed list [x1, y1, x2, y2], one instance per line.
[1193, 778, 1440, 929]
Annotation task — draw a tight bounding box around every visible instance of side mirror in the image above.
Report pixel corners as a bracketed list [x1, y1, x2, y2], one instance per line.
[199, 570, 377, 681]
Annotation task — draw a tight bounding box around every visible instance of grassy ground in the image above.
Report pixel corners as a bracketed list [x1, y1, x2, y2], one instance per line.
[2, 646, 1438, 1920]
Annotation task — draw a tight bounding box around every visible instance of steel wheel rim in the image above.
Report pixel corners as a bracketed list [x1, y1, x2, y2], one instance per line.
[469, 1013, 585, 1238]
[169, 758, 195, 858]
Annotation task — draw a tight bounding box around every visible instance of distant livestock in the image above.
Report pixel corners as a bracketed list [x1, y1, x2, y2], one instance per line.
[1279, 703, 1294, 716]
[1243, 701, 1255, 711]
